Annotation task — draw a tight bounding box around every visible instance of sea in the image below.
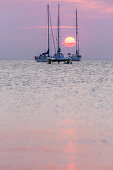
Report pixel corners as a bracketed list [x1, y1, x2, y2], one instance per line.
[0, 60, 113, 170]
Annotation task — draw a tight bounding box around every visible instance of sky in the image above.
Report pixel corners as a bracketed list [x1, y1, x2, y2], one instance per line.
[0, 0, 113, 59]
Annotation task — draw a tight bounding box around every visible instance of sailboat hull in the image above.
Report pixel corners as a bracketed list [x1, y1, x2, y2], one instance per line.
[35, 56, 47, 62]
[71, 54, 81, 61]
[51, 57, 71, 62]
[35, 58, 47, 62]
[47, 56, 72, 64]
[51, 53, 71, 62]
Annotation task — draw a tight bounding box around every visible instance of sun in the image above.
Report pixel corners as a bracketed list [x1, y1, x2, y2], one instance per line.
[63, 37, 76, 47]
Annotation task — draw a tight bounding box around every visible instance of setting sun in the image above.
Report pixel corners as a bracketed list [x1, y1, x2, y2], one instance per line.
[63, 37, 76, 47]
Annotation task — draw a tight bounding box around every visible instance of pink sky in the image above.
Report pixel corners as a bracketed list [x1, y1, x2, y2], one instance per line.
[0, 0, 113, 59]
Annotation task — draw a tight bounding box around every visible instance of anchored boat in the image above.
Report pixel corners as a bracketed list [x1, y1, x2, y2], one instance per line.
[70, 9, 82, 61]
[47, 4, 71, 64]
[35, 5, 50, 62]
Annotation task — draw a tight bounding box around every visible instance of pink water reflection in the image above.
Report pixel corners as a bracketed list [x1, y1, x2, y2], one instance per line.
[0, 118, 113, 170]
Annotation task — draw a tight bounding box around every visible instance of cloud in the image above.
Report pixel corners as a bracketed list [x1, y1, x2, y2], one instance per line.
[30, 0, 113, 15]
[1, 0, 113, 14]
[20, 25, 75, 30]
[103, 7, 113, 14]
[63, 0, 113, 14]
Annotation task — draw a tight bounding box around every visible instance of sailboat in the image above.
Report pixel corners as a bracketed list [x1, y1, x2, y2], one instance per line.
[47, 4, 71, 64]
[71, 9, 82, 61]
[35, 5, 50, 62]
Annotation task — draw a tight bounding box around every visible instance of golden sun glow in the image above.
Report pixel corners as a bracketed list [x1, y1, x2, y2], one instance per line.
[63, 37, 76, 47]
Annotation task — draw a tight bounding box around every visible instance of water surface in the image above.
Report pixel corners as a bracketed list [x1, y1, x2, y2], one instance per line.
[0, 60, 113, 170]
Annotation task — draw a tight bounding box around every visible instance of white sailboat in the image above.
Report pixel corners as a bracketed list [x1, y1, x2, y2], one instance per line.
[71, 9, 82, 61]
[35, 5, 50, 62]
[47, 4, 71, 64]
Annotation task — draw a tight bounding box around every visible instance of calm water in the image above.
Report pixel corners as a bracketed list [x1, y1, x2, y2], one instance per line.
[0, 60, 113, 170]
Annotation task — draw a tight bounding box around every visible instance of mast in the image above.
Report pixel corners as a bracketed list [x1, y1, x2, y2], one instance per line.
[47, 4, 50, 56]
[76, 9, 78, 54]
[78, 39, 79, 54]
[50, 13, 56, 54]
[58, 4, 60, 53]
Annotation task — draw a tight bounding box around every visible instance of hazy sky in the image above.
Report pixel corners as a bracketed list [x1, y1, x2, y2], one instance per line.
[0, 0, 113, 59]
